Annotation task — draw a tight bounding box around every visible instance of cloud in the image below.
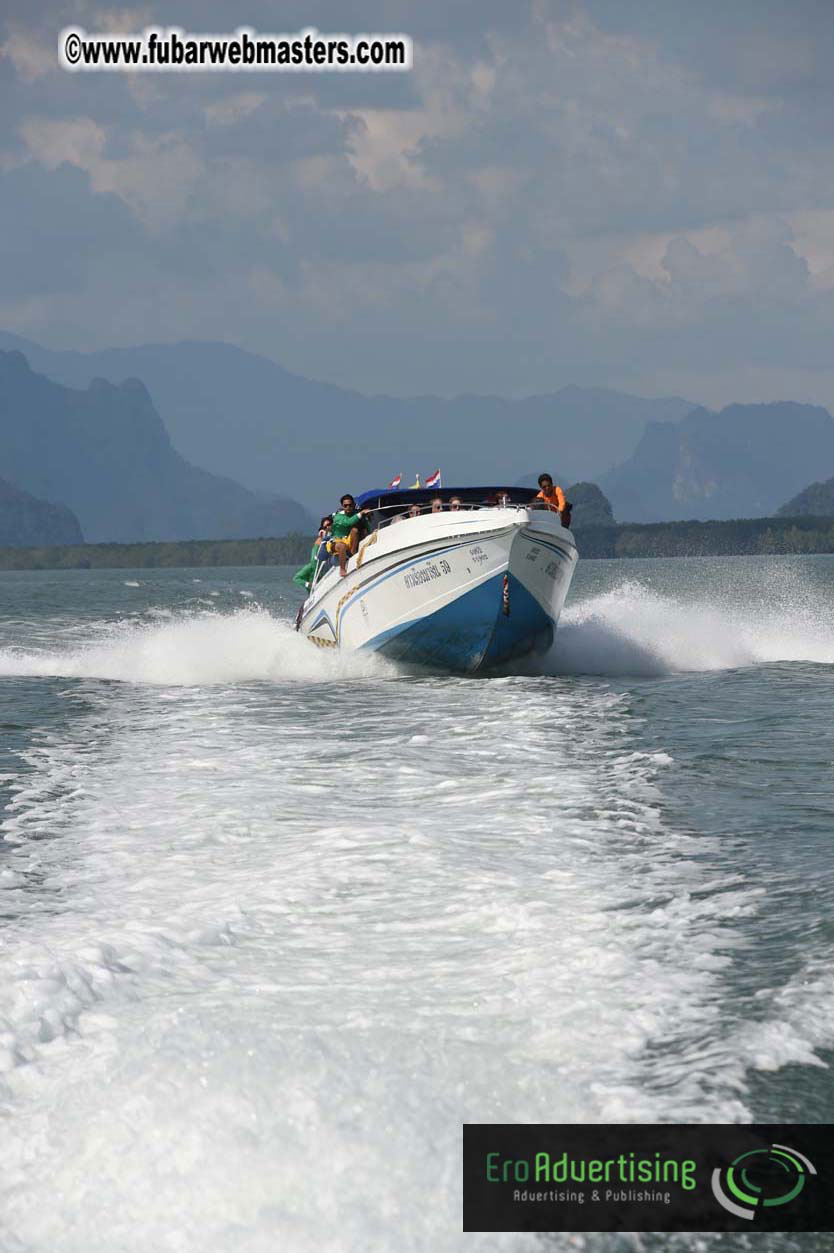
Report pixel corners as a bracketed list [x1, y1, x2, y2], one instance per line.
[20, 116, 107, 168]
[0, 160, 138, 299]
[203, 91, 266, 126]
[2, 0, 834, 406]
[1, 26, 59, 80]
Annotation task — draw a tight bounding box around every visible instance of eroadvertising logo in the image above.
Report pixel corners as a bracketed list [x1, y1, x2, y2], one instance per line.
[462, 1124, 833, 1233]
[711, 1143, 817, 1220]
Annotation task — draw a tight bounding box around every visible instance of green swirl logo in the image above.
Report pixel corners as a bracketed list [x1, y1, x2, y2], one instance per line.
[711, 1144, 816, 1220]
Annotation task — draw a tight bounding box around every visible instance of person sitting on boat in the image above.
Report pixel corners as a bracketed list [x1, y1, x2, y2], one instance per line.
[293, 516, 332, 590]
[449, 496, 463, 511]
[532, 473, 566, 513]
[430, 497, 444, 512]
[315, 514, 335, 562]
[407, 502, 422, 519]
[327, 494, 368, 577]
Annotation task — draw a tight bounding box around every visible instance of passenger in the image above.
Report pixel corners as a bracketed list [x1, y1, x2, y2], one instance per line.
[327, 494, 368, 577]
[293, 516, 332, 590]
[407, 502, 422, 518]
[497, 490, 511, 508]
[449, 496, 463, 511]
[430, 497, 444, 513]
[315, 514, 333, 560]
[532, 473, 566, 514]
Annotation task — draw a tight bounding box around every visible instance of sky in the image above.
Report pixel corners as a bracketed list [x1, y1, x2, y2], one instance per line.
[3, 0, 834, 408]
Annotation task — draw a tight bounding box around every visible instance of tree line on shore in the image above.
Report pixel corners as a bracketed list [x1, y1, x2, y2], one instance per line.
[2, 515, 834, 571]
[577, 515, 834, 558]
[0, 535, 312, 570]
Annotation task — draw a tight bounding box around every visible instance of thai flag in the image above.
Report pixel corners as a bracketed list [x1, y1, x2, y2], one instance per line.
[388, 473, 402, 488]
[424, 469, 442, 488]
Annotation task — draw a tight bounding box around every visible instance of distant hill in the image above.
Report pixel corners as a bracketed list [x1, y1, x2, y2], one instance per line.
[0, 475, 83, 547]
[778, 476, 834, 517]
[0, 332, 692, 511]
[601, 402, 834, 522]
[566, 482, 615, 527]
[0, 350, 313, 543]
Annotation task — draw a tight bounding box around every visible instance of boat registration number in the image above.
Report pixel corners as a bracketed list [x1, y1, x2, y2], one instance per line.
[403, 559, 451, 589]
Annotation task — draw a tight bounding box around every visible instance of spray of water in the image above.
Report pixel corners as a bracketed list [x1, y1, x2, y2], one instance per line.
[0, 608, 394, 686]
[0, 569, 833, 689]
[550, 576, 834, 676]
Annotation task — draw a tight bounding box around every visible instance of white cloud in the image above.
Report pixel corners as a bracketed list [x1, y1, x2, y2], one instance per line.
[1, 27, 58, 80]
[5, 0, 834, 399]
[20, 115, 204, 230]
[204, 92, 267, 127]
[92, 7, 154, 31]
[20, 116, 107, 168]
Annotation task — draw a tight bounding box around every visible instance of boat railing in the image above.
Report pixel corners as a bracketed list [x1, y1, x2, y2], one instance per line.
[372, 499, 530, 530]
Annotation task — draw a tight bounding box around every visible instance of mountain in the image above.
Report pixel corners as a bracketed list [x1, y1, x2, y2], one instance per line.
[0, 476, 83, 547]
[778, 477, 834, 517]
[0, 351, 313, 543]
[565, 481, 615, 527]
[600, 402, 834, 523]
[0, 332, 692, 512]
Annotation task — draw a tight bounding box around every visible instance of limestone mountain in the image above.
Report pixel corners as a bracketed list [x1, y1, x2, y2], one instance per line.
[565, 481, 615, 527]
[0, 475, 83, 547]
[0, 350, 312, 543]
[778, 477, 834, 517]
[601, 403, 834, 523]
[0, 332, 692, 511]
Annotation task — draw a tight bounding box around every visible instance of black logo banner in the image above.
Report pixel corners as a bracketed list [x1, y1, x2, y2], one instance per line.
[463, 1124, 834, 1232]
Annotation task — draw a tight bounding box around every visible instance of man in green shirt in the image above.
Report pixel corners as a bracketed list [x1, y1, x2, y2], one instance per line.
[328, 494, 369, 577]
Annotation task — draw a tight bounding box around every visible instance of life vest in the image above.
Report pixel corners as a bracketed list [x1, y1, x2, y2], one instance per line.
[536, 485, 566, 512]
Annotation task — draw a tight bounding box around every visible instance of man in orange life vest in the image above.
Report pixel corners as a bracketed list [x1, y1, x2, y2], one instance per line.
[533, 472, 566, 514]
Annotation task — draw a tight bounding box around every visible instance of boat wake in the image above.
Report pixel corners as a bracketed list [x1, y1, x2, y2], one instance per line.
[545, 578, 834, 676]
[0, 608, 394, 686]
[1, 571, 833, 687]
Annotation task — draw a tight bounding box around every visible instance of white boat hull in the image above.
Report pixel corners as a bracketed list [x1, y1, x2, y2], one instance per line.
[298, 507, 577, 673]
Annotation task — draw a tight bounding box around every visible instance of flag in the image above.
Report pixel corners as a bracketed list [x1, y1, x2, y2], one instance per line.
[388, 473, 402, 488]
[424, 469, 441, 488]
[410, 474, 421, 489]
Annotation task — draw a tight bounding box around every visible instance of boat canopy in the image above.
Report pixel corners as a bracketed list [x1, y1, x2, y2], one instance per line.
[355, 485, 537, 511]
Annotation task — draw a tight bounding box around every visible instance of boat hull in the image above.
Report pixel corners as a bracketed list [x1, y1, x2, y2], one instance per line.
[298, 508, 577, 674]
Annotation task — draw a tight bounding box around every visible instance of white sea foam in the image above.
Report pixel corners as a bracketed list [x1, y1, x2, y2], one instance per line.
[1, 562, 832, 1251]
[0, 609, 393, 686]
[2, 567, 832, 695]
[731, 955, 834, 1072]
[550, 577, 834, 675]
[0, 674, 764, 1251]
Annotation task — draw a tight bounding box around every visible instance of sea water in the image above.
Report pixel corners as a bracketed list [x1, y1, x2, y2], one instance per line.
[0, 556, 833, 1253]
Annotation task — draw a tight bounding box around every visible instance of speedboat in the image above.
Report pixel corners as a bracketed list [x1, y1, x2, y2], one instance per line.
[296, 487, 577, 673]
